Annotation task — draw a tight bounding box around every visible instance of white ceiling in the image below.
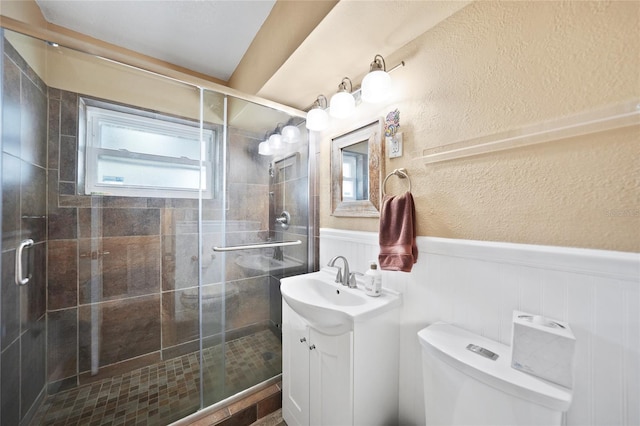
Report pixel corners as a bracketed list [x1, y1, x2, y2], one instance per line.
[34, 0, 276, 81]
[31, 0, 471, 112]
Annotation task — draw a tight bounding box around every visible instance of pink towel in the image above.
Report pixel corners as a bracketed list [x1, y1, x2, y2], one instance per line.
[378, 192, 418, 272]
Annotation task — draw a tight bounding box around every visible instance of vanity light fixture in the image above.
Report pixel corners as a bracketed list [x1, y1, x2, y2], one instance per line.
[258, 131, 273, 156]
[330, 77, 355, 119]
[258, 141, 272, 155]
[362, 54, 406, 103]
[306, 95, 329, 131]
[268, 133, 284, 151]
[281, 123, 301, 144]
[361, 54, 390, 103]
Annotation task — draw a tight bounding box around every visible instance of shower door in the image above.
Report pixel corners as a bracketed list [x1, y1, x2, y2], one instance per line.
[200, 91, 311, 406]
[0, 27, 218, 425]
[0, 26, 310, 426]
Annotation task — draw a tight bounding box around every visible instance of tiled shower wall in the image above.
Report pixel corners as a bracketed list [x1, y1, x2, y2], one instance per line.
[1, 34, 48, 425]
[46, 88, 279, 393]
[268, 144, 312, 329]
[1, 32, 311, 423]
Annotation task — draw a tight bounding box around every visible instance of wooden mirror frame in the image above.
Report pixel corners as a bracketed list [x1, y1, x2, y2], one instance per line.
[330, 118, 384, 217]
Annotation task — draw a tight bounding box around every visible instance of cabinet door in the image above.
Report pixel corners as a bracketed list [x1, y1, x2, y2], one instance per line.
[282, 303, 310, 426]
[309, 328, 353, 426]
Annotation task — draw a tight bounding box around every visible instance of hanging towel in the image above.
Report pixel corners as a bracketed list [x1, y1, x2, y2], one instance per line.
[378, 191, 418, 272]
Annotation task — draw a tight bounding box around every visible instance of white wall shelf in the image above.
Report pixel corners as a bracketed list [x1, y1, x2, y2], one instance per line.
[418, 100, 640, 164]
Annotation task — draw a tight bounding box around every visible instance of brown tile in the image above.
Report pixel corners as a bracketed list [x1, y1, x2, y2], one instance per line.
[1, 249, 19, 350]
[225, 277, 269, 331]
[188, 407, 230, 426]
[48, 166, 78, 241]
[161, 234, 196, 291]
[20, 160, 47, 242]
[84, 208, 161, 237]
[78, 295, 161, 371]
[48, 98, 60, 169]
[227, 183, 269, 229]
[21, 316, 46, 417]
[48, 86, 61, 100]
[58, 194, 92, 208]
[1, 338, 21, 425]
[48, 308, 78, 381]
[162, 339, 200, 361]
[20, 69, 48, 168]
[59, 181, 75, 195]
[168, 198, 199, 209]
[21, 241, 47, 324]
[228, 384, 279, 415]
[2, 48, 22, 157]
[217, 406, 257, 426]
[251, 409, 284, 426]
[2, 153, 21, 249]
[161, 288, 200, 348]
[256, 392, 282, 419]
[33, 315, 282, 425]
[59, 134, 77, 183]
[48, 207, 78, 240]
[79, 236, 160, 303]
[48, 240, 78, 309]
[200, 284, 229, 339]
[161, 208, 198, 236]
[227, 131, 269, 186]
[60, 90, 77, 137]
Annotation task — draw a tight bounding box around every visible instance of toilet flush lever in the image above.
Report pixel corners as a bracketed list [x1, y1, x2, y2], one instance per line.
[466, 344, 499, 361]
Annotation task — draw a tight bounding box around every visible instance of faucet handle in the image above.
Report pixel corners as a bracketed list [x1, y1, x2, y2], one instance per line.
[334, 268, 343, 284]
[348, 272, 363, 288]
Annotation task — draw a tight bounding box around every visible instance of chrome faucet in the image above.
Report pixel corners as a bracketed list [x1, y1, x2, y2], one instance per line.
[327, 255, 352, 287]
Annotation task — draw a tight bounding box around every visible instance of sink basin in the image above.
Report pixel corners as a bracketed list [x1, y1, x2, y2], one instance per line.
[280, 268, 402, 335]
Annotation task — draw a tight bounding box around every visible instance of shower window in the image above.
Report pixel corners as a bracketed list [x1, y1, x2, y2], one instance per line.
[80, 98, 216, 198]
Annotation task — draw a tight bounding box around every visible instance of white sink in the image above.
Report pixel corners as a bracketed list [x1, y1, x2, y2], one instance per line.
[280, 268, 402, 335]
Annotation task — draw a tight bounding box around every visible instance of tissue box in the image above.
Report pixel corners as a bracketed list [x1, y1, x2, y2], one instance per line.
[510, 310, 576, 388]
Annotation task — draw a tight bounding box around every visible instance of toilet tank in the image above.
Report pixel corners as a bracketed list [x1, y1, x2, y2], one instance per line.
[418, 322, 572, 426]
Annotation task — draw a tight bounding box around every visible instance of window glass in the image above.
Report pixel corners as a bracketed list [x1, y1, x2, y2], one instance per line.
[81, 98, 217, 199]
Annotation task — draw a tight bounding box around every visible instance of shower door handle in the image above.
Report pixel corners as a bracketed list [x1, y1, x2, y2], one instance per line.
[15, 239, 34, 286]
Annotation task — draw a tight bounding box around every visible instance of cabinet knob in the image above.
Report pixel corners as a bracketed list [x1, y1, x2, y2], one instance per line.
[309, 344, 316, 351]
[300, 337, 306, 343]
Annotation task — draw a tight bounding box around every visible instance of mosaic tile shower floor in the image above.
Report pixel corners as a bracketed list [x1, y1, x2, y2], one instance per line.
[31, 329, 282, 426]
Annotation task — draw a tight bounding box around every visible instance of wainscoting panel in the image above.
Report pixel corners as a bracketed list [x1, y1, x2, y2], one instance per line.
[319, 228, 639, 426]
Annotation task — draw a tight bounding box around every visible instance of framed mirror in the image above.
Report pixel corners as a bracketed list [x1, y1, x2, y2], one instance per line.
[331, 118, 384, 217]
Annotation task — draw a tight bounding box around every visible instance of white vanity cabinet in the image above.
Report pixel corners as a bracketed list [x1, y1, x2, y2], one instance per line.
[282, 301, 400, 426]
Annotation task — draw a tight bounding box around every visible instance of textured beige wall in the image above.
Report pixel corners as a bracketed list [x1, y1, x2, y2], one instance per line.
[320, 1, 640, 253]
[228, 0, 337, 96]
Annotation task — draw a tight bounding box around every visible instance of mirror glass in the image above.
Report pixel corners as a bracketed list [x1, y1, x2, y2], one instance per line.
[331, 119, 384, 217]
[341, 141, 369, 201]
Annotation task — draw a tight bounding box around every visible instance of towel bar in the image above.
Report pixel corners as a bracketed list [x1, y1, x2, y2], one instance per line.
[382, 168, 411, 196]
[213, 240, 302, 252]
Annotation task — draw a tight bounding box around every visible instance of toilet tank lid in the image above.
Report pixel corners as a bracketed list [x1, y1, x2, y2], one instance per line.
[418, 322, 572, 412]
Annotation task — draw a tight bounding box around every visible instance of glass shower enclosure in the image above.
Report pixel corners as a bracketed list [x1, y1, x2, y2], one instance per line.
[0, 28, 311, 425]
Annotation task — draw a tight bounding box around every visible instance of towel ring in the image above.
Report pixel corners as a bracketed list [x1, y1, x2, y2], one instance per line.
[382, 168, 412, 196]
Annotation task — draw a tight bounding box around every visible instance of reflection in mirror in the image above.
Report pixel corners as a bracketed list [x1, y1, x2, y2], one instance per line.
[331, 119, 384, 217]
[342, 141, 369, 201]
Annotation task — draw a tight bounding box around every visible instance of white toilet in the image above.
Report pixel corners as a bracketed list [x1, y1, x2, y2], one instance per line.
[418, 322, 572, 426]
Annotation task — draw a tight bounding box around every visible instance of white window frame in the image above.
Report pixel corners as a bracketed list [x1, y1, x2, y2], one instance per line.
[80, 98, 216, 199]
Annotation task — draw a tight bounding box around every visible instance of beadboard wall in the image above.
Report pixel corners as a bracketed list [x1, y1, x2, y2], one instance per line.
[319, 228, 639, 426]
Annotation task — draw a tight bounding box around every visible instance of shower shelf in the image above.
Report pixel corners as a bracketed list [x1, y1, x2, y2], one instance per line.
[418, 99, 640, 165]
[213, 240, 302, 252]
